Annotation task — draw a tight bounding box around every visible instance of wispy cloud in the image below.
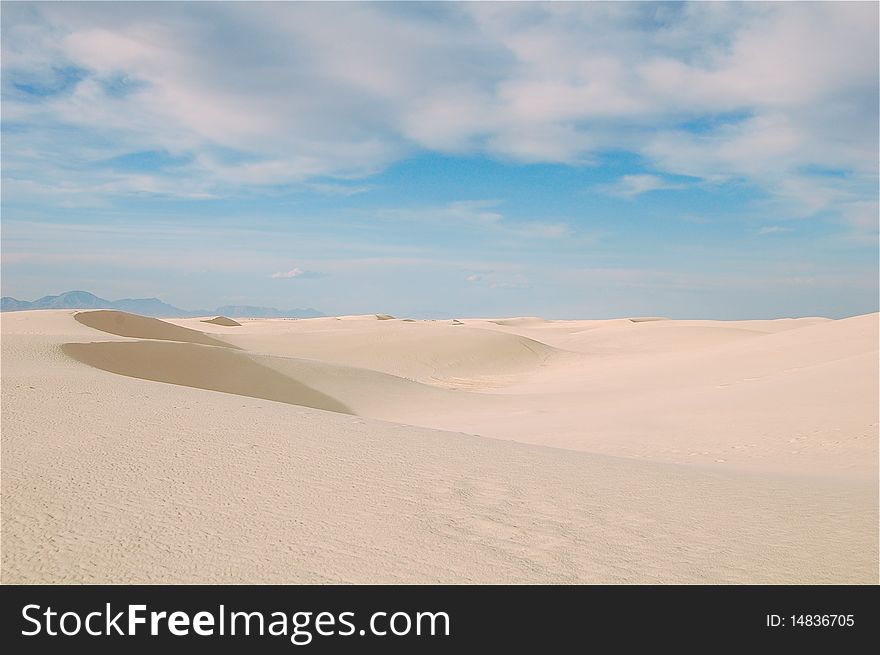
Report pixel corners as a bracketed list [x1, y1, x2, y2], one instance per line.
[461, 269, 530, 291]
[1, 3, 876, 318]
[378, 200, 503, 225]
[306, 182, 375, 197]
[269, 267, 323, 279]
[757, 226, 793, 236]
[270, 268, 305, 279]
[2, 1, 875, 226]
[601, 174, 687, 198]
[376, 200, 572, 243]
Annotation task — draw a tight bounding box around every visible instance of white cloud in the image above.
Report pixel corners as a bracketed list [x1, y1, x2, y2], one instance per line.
[460, 268, 530, 290]
[375, 200, 573, 243]
[602, 174, 686, 198]
[442, 200, 503, 225]
[270, 268, 305, 279]
[1, 1, 876, 227]
[306, 182, 375, 197]
[757, 226, 793, 236]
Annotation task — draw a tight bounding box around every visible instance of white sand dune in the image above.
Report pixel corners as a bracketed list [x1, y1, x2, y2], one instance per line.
[188, 316, 567, 389]
[167, 311, 878, 476]
[75, 309, 234, 348]
[487, 316, 547, 326]
[2, 309, 877, 583]
[60, 338, 480, 421]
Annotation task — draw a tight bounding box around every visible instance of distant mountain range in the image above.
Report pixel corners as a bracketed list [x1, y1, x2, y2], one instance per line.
[0, 291, 324, 318]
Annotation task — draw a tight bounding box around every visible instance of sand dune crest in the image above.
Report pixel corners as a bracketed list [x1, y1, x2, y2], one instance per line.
[216, 322, 566, 389]
[75, 310, 234, 348]
[488, 317, 545, 326]
[201, 316, 242, 327]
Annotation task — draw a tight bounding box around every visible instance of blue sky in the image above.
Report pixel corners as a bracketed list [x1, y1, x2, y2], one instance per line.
[2, 1, 877, 318]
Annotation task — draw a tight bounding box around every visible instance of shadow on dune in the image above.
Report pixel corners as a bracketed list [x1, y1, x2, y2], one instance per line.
[62, 340, 354, 415]
[74, 311, 236, 348]
[201, 316, 242, 327]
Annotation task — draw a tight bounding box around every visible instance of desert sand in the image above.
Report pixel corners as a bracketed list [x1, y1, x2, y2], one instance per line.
[1, 309, 877, 583]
